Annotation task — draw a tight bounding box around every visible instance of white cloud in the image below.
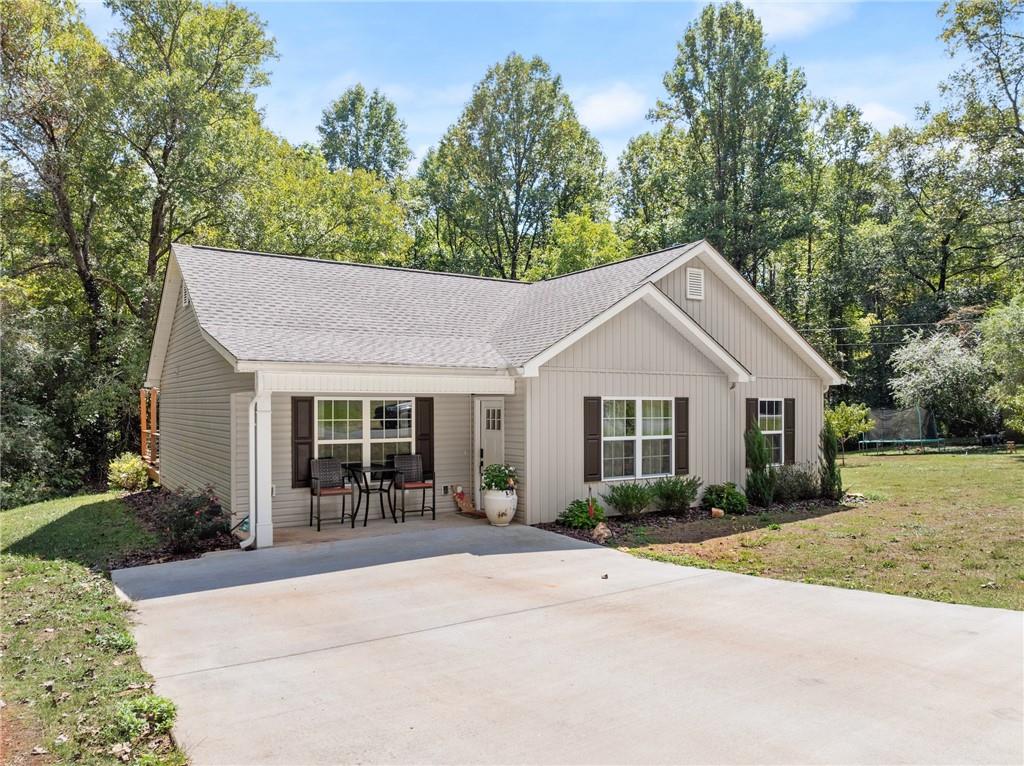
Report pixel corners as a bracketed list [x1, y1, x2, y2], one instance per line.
[859, 101, 907, 131]
[575, 82, 649, 132]
[746, 1, 856, 41]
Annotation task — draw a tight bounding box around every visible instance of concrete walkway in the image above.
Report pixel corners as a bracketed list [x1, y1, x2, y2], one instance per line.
[113, 525, 1023, 765]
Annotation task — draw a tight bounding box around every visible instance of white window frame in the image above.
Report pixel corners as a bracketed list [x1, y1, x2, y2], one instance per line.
[314, 396, 415, 465]
[757, 398, 784, 466]
[600, 396, 674, 481]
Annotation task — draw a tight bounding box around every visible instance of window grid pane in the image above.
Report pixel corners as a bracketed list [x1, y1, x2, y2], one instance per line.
[603, 399, 636, 438]
[602, 440, 635, 479]
[641, 438, 672, 476]
[642, 399, 672, 436]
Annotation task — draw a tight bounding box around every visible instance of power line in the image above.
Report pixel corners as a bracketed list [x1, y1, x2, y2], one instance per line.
[799, 321, 945, 332]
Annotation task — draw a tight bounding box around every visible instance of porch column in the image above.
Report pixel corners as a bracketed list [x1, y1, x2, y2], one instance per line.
[255, 390, 274, 547]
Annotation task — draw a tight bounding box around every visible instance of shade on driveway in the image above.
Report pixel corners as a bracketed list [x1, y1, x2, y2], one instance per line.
[113, 526, 1023, 765]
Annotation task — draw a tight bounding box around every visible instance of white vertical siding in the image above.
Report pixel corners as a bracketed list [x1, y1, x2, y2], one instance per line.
[503, 380, 528, 522]
[158, 297, 253, 513]
[258, 392, 473, 529]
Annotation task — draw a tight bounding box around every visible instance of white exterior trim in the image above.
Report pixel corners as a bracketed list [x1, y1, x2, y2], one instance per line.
[599, 395, 675, 482]
[143, 255, 183, 387]
[648, 240, 845, 386]
[520, 282, 753, 383]
[256, 370, 515, 395]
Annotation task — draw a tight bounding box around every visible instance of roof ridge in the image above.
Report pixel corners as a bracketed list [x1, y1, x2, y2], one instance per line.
[174, 243, 530, 285]
[535, 241, 701, 283]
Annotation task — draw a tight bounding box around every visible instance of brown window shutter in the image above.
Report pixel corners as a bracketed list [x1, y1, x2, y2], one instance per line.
[292, 397, 314, 488]
[784, 398, 795, 465]
[415, 397, 435, 477]
[583, 397, 601, 482]
[745, 398, 758, 469]
[674, 397, 689, 475]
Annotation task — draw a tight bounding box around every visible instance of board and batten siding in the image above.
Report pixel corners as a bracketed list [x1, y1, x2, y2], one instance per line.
[527, 300, 733, 524]
[501, 380, 528, 523]
[158, 297, 253, 514]
[253, 392, 473, 528]
[658, 256, 827, 480]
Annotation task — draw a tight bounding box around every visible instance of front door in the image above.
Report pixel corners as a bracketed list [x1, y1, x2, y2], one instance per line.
[475, 397, 505, 509]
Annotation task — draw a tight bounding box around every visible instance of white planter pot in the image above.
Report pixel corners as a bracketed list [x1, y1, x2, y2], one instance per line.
[482, 490, 518, 526]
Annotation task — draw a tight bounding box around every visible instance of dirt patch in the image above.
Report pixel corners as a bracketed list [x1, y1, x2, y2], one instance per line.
[1, 703, 53, 766]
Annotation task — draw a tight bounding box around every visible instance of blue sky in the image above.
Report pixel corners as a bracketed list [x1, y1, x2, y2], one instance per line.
[81, 1, 955, 168]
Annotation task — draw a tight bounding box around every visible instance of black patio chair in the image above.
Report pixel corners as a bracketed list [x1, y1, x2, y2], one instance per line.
[392, 454, 435, 522]
[309, 458, 357, 531]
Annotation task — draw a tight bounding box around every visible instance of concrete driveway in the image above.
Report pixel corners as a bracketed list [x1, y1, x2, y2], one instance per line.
[113, 525, 1023, 765]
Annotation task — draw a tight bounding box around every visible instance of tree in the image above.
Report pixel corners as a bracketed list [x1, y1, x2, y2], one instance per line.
[108, 0, 275, 299]
[824, 402, 876, 464]
[418, 53, 607, 280]
[209, 133, 411, 262]
[525, 211, 629, 280]
[889, 331, 996, 435]
[317, 84, 412, 181]
[613, 127, 687, 252]
[979, 293, 1024, 431]
[653, 1, 808, 283]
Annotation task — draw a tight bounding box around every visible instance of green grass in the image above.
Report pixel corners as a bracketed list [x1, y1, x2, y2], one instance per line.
[623, 453, 1024, 610]
[1, 493, 186, 765]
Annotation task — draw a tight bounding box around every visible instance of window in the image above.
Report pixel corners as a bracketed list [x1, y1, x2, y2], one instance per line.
[758, 399, 784, 465]
[315, 397, 414, 465]
[485, 408, 502, 431]
[685, 267, 705, 300]
[602, 398, 673, 480]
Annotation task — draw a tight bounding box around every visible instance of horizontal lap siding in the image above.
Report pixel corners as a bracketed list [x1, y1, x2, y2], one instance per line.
[158, 300, 253, 514]
[528, 301, 732, 524]
[265, 392, 472, 528]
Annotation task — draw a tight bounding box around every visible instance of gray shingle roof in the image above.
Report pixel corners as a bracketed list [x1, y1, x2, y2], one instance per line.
[172, 242, 700, 369]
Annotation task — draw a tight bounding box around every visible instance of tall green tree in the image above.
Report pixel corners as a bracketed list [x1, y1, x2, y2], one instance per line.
[317, 84, 412, 181]
[525, 211, 630, 281]
[108, 0, 275, 298]
[613, 127, 687, 252]
[418, 53, 607, 279]
[653, 1, 808, 284]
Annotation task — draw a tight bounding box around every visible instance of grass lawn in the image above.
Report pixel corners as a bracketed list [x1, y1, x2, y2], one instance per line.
[623, 453, 1024, 610]
[1, 493, 186, 765]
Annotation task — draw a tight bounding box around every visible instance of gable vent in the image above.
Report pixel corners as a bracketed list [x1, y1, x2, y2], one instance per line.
[181, 283, 191, 306]
[686, 267, 705, 300]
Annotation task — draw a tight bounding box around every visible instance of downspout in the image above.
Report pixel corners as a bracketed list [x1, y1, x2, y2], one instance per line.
[239, 394, 258, 549]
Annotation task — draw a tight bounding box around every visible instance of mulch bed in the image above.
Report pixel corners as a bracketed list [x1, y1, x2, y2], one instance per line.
[109, 489, 239, 570]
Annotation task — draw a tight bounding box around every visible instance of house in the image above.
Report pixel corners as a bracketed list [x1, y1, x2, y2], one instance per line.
[141, 240, 844, 547]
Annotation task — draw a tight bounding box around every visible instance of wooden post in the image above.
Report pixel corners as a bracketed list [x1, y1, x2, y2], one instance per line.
[149, 388, 158, 462]
[139, 388, 148, 461]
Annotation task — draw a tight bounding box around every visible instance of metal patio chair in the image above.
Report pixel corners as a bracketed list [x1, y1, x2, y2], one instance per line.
[392, 454, 435, 522]
[309, 458, 356, 531]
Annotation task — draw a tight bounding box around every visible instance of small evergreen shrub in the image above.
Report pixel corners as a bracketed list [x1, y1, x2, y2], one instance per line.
[819, 422, 844, 500]
[557, 497, 606, 529]
[107, 452, 149, 493]
[744, 425, 777, 506]
[701, 482, 748, 514]
[774, 464, 821, 504]
[602, 482, 652, 520]
[650, 475, 702, 513]
[114, 695, 176, 741]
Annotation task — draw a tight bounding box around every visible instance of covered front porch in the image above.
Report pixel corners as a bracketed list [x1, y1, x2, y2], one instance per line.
[236, 366, 521, 547]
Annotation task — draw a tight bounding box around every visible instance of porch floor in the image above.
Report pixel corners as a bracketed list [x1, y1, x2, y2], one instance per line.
[273, 510, 491, 547]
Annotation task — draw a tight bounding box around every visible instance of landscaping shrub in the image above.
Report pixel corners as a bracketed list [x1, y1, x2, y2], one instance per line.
[602, 482, 652, 520]
[557, 497, 606, 529]
[774, 464, 821, 504]
[701, 482, 748, 514]
[108, 451, 149, 493]
[650, 475, 702, 513]
[819, 422, 844, 500]
[114, 695, 176, 741]
[159, 487, 230, 554]
[744, 425, 777, 506]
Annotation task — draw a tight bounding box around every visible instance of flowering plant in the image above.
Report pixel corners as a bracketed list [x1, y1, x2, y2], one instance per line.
[481, 463, 517, 492]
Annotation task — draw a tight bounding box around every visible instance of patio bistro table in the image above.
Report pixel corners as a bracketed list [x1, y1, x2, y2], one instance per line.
[345, 463, 398, 527]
